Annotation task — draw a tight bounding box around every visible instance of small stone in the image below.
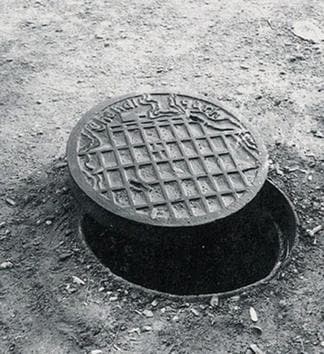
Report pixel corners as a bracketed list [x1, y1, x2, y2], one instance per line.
[90, 350, 103, 354]
[142, 325, 152, 332]
[0, 261, 14, 269]
[210, 295, 219, 307]
[54, 161, 67, 169]
[292, 20, 324, 43]
[172, 315, 179, 322]
[151, 299, 158, 307]
[72, 275, 85, 286]
[249, 307, 258, 322]
[58, 253, 73, 261]
[320, 341, 324, 347]
[307, 225, 322, 237]
[251, 325, 263, 335]
[0, 222, 6, 228]
[190, 308, 200, 317]
[231, 295, 240, 301]
[143, 309, 154, 318]
[249, 343, 265, 354]
[109, 295, 118, 301]
[278, 299, 287, 308]
[274, 162, 284, 175]
[45, 220, 52, 226]
[5, 198, 16, 207]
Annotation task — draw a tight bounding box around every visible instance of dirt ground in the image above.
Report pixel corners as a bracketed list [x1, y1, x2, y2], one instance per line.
[1, 0, 324, 353]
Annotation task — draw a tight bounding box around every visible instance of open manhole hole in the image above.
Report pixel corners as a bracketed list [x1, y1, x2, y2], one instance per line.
[79, 180, 297, 296]
[68, 92, 298, 297]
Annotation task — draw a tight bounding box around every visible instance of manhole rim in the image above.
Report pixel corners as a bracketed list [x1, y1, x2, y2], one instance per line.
[78, 179, 298, 301]
[68, 91, 269, 227]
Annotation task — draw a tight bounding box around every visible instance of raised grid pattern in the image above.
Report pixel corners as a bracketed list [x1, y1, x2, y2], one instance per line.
[78, 115, 259, 220]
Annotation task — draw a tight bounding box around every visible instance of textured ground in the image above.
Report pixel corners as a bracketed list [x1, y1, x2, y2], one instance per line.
[0, 0, 323, 353]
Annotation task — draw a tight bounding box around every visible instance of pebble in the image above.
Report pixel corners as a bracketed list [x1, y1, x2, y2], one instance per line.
[143, 309, 154, 318]
[249, 307, 258, 322]
[0, 261, 14, 269]
[142, 325, 152, 332]
[251, 325, 263, 335]
[172, 315, 179, 322]
[54, 161, 67, 169]
[210, 295, 219, 307]
[5, 198, 16, 207]
[190, 308, 200, 317]
[249, 343, 265, 354]
[278, 299, 287, 308]
[307, 225, 322, 237]
[58, 253, 73, 261]
[292, 20, 324, 43]
[72, 275, 85, 285]
[231, 295, 240, 301]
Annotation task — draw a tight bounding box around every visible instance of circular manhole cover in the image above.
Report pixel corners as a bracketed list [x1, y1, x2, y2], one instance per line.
[68, 93, 268, 227]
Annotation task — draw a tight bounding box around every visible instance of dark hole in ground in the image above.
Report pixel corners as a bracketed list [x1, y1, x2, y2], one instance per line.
[80, 182, 296, 296]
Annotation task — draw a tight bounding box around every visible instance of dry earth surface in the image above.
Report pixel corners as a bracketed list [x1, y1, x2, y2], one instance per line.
[0, 0, 324, 353]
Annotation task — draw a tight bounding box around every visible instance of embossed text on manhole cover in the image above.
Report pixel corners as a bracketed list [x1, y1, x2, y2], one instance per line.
[67, 93, 268, 226]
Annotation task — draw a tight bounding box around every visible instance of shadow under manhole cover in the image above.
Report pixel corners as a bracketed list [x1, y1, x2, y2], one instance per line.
[69, 92, 298, 298]
[79, 180, 297, 297]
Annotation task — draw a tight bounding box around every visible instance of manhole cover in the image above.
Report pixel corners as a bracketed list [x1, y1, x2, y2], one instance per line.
[68, 93, 268, 227]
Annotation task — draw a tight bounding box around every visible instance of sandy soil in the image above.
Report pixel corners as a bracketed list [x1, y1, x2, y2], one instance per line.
[0, 0, 323, 353]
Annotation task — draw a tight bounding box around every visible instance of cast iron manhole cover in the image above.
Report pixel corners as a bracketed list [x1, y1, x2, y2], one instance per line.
[68, 93, 268, 227]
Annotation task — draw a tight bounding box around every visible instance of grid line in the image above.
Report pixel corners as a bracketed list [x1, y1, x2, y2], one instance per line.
[135, 121, 177, 218]
[104, 125, 136, 208]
